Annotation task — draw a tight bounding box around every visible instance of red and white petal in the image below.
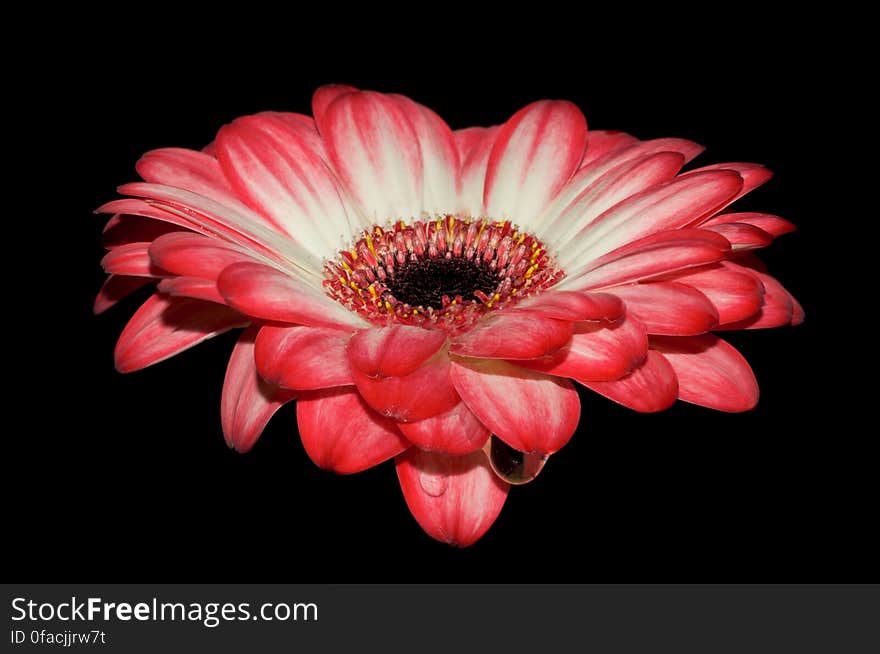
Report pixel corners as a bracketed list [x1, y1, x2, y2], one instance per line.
[686, 162, 772, 212]
[562, 229, 731, 290]
[484, 100, 587, 226]
[94, 275, 151, 314]
[517, 314, 648, 382]
[149, 232, 258, 280]
[311, 84, 358, 125]
[101, 242, 161, 277]
[608, 282, 719, 336]
[318, 91, 423, 220]
[295, 387, 409, 474]
[255, 325, 353, 390]
[397, 401, 491, 455]
[511, 290, 624, 322]
[545, 137, 705, 225]
[136, 147, 245, 210]
[396, 448, 509, 547]
[350, 350, 459, 423]
[217, 261, 366, 330]
[704, 222, 773, 250]
[543, 151, 685, 246]
[216, 113, 360, 253]
[114, 294, 246, 373]
[157, 277, 226, 304]
[451, 358, 581, 454]
[117, 183, 321, 273]
[703, 212, 796, 239]
[456, 125, 499, 215]
[221, 327, 295, 453]
[391, 94, 460, 214]
[579, 129, 640, 167]
[651, 335, 759, 412]
[665, 263, 764, 325]
[450, 312, 573, 360]
[582, 350, 678, 412]
[347, 325, 448, 378]
[561, 170, 743, 267]
[719, 267, 800, 329]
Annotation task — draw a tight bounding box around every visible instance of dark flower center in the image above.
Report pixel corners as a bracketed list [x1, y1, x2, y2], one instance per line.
[384, 257, 500, 310]
[323, 215, 562, 334]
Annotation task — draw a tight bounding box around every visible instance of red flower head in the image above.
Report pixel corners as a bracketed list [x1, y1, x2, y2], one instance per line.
[96, 85, 802, 546]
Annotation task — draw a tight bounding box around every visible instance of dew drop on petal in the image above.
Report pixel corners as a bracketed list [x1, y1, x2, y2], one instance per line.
[418, 471, 449, 497]
[486, 435, 548, 485]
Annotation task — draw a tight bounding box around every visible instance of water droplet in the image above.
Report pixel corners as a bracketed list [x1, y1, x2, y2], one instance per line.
[486, 435, 548, 485]
[419, 471, 448, 497]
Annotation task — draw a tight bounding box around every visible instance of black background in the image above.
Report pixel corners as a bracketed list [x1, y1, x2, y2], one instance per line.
[11, 16, 872, 582]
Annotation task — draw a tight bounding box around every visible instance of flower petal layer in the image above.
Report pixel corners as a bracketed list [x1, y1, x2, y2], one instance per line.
[396, 448, 509, 547]
[296, 387, 409, 474]
[451, 358, 580, 454]
[608, 282, 719, 335]
[450, 312, 573, 360]
[651, 335, 759, 412]
[114, 294, 246, 373]
[397, 401, 490, 455]
[217, 261, 366, 330]
[221, 327, 295, 453]
[255, 325, 353, 390]
[581, 350, 678, 412]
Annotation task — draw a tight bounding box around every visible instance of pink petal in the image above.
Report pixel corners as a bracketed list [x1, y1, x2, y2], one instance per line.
[450, 312, 573, 360]
[149, 232, 257, 280]
[566, 170, 743, 264]
[114, 294, 246, 373]
[100, 242, 161, 277]
[544, 151, 686, 246]
[318, 90, 423, 219]
[455, 125, 500, 215]
[516, 314, 648, 382]
[135, 147, 244, 209]
[511, 290, 625, 322]
[102, 214, 186, 249]
[664, 263, 765, 325]
[703, 211, 797, 238]
[547, 137, 705, 224]
[295, 387, 409, 474]
[157, 277, 226, 304]
[651, 335, 759, 412]
[396, 448, 509, 547]
[608, 282, 719, 336]
[117, 183, 320, 269]
[704, 222, 774, 250]
[221, 326, 295, 453]
[484, 100, 587, 220]
[565, 229, 731, 290]
[217, 261, 365, 330]
[311, 84, 359, 124]
[390, 94, 460, 213]
[349, 351, 459, 423]
[582, 350, 678, 412]
[718, 267, 800, 330]
[347, 325, 448, 377]
[579, 129, 640, 167]
[94, 275, 151, 314]
[451, 358, 581, 454]
[216, 113, 358, 250]
[685, 162, 772, 212]
[397, 401, 490, 455]
[255, 324, 353, 390]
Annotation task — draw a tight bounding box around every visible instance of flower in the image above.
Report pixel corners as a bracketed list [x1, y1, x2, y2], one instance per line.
[96, 84, 802, 546]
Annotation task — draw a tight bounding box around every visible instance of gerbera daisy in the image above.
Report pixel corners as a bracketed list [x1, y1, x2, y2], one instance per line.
[96, 84, 802, 546]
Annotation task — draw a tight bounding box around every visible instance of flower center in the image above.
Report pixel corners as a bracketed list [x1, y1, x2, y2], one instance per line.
[324, 215, 562, 334]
